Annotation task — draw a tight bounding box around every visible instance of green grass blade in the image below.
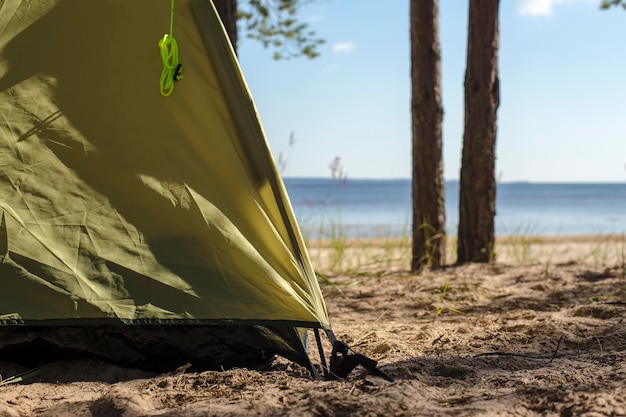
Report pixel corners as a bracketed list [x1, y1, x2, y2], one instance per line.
[0, 365, 47, 386]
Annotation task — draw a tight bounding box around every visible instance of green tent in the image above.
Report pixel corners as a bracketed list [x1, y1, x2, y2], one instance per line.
[0, 0, 335, 373]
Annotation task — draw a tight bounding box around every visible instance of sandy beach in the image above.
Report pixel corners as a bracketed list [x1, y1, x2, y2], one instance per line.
[2, 235, 626, 416]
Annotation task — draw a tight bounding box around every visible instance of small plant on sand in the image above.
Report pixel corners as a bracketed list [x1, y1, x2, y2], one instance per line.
[618, 233, 626, 279]
[417, 220, 446, 269]
[352, 310, 388, 345]
[501, 221, 537, 264]
[588, 235, 611, 266]
[316, 272, 352, 300]
[306, 217, 415, 275]
[327, 218, 346, 269]
[433, 280, 464, 316]
[539, 240, 558, 277]
[543, 256, 553, 279]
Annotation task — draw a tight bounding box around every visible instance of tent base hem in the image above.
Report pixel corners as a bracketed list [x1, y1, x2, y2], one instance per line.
[0, 324, 312, 373]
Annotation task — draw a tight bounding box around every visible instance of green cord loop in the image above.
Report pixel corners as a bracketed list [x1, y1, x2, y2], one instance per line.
[159, 0, 182, 97]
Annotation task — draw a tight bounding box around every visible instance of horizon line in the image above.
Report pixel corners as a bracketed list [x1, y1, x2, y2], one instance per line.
[281, 176, 626, 184]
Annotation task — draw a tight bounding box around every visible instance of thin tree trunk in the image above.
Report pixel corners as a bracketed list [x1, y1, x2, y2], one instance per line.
[410, 0, 446, 271]
[214, 0, 238, 53]
[457, 0, 500, 263]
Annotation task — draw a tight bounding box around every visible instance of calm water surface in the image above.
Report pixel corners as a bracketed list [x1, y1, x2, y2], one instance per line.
[282, 178, 626, 238]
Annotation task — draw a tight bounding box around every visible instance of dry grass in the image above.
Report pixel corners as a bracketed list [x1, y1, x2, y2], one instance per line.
[306, 233, 626, 276]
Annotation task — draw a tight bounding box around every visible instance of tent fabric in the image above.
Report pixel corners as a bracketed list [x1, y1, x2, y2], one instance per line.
[0, 0, 329, 343]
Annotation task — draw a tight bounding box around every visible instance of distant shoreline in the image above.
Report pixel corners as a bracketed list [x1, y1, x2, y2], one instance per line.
[306, 233, 626, 247]
[305, 233, 626, 273]
[283, 177, 626, 185]
[308, 233, 625, 242]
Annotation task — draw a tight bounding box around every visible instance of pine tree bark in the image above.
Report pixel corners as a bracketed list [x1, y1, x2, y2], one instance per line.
[457, 0, 500, 263]
[214, 0, 238, 53]
[410, 0, 446, 271]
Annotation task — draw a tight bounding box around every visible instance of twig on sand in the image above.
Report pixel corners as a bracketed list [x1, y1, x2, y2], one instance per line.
[431, 334, 445, 346]
[473, 336, 563, 365]
[547, 336, 563, 364]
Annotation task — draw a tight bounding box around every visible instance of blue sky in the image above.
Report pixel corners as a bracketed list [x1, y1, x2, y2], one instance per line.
[238, 0, 626, 182]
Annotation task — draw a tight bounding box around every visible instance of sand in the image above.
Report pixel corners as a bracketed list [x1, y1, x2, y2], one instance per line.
[2, 235, 626, 416]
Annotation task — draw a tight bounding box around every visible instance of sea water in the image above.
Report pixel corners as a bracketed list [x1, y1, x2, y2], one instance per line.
[282, 178, 626, 238]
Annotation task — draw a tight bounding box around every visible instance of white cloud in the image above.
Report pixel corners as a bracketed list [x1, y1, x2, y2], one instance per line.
[518, 0, 558, 16]
[332, 41, 357, 54]
[517, 0, 593, 17]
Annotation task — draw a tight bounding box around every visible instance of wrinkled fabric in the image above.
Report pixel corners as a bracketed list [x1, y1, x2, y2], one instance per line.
[0, 0, 329, 330]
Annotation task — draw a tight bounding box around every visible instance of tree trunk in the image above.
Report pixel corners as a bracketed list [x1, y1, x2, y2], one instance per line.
[410, 0, 446, 271]
[457, 0, 500, 263]
[214, 0, 238, 53]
